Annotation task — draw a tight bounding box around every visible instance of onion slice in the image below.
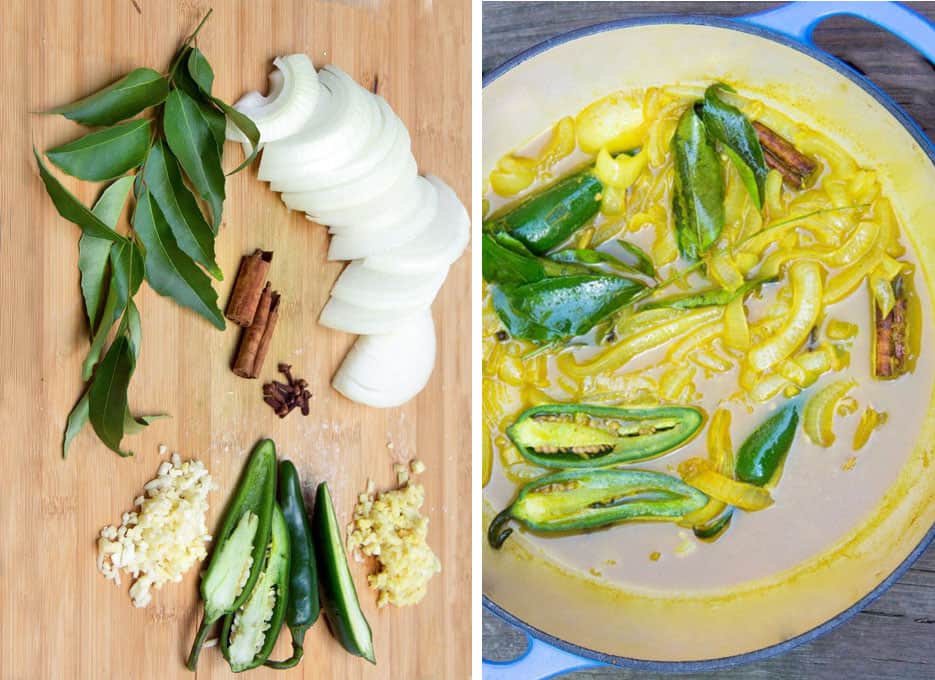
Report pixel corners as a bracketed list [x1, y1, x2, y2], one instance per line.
[320, 172, 426, 234]
[269, 97, 403, 193]
[259, 65, 374, 175]
[326, 176, 438, 260]
[307, 158, 419, 229]
[280, 132, 414, 213]
[332, 310, 436, 407]
[363, 175, 469, 274]
[331, 261, 447, 311]
[227, 54, 320, 149]
[319, 298, 427, 335]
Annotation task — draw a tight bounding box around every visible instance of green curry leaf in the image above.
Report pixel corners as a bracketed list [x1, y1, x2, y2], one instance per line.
[494, 275, 646, 342]
[616, 240, 657, 279]
[701, 84, 768, 210]
[643, 277, 774, 310]
[46, 120, 151, 182]
[211, 96, 260, 174]
[62, 391, 89, 458]
[79, 176, 134, 327]
[163, 89, 226, 228]
[34, 149, 129, 243]
[142, 141, 221, 277]
[671, 107, 724, 260]
[88, 336, 134, 456]
[132, 190, 225, 329]
[43, 67, 169, 126]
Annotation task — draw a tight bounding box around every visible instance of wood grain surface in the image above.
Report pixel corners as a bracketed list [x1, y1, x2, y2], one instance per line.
[482, 2, 935, 679]
[0, 1, 470, 679]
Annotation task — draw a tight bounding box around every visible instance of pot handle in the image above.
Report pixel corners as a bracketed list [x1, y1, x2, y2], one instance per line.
[741, 1, 935, 63]
[483, 629, 604, 680]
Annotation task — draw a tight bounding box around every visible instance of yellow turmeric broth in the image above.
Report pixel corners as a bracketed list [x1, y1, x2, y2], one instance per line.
[482, 84, 932, 591]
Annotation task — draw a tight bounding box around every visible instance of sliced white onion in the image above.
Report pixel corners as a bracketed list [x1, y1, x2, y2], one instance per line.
[259, 66, 373, 176]
[319, 297, 427, 335]
[332, 309, 436, 408]
[363, 175, 469, 274]
[279, 130, 414, 213]
[325, 171, 436, 236]
[269, 97, 402, 193]
[326, 177, 439, 260]
[330, 261, 447, 311]
[309, 161, 420, 231]
[227, 54, 320, 148]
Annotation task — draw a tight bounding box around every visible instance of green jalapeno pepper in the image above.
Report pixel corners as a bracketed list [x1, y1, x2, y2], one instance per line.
[484, 169, 603, 255]
[735, 402, 799, 486]
[507, 404, 705, 469]
[489, 468, 708, 549]
[265, 460, 320, 670]
[221, 503, 291, 672]
[313, 482, 375, 664]
[187, 439, 277, 671]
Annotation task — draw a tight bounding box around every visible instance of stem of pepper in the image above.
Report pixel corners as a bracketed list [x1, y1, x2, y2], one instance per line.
[488, 508, 515, 549]
[185, 614, 214, 671]
[264, 642, 304, 670]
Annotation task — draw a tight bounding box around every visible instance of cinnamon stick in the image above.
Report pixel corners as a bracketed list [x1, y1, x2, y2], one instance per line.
[226, 249, 273, 326]
[763, 149, 806, 189]
[252, 292, 280, 378]
[232, 283, 272, 378]
[874, 277, 909, 379]
[753, 121, 817, 187]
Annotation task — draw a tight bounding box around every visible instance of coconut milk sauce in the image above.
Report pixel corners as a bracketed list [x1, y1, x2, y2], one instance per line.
[483, 129, 934, 594]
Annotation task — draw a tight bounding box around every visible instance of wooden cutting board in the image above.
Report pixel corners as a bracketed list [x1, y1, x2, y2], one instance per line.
[0, 1, 470, 678]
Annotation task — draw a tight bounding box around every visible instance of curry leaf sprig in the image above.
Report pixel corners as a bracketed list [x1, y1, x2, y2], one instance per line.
[37, 10, 260, 457]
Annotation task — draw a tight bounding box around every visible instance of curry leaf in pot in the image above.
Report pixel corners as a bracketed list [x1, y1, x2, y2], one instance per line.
[701, 83, 768, 210]
[548, 247, 651, 280]
[671, 106, 724, 260]
[482, 233, 591, 286]
[493, 275, 645, 342]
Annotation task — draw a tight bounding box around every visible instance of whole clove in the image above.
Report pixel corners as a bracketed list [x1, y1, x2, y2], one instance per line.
[262, 363, 312, 418]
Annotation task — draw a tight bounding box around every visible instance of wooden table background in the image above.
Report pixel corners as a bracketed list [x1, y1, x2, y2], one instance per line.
[0, 1, 470, 679]
[482, 2, 935, 679]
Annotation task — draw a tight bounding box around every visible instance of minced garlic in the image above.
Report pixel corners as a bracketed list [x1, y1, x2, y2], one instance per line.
[346, 460, 440, 607]
[97, 452, 215, 607]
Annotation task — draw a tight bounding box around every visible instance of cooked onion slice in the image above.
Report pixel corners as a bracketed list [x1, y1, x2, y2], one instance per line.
[363, 175, 470, 274]
[332, 310, 436, 407]
[803, 378, 857, 447]
[227, 54, 320, 149]
[331, 261, 448, 311]
[748, 261, 823, 372]
[319, 298, 427, 335]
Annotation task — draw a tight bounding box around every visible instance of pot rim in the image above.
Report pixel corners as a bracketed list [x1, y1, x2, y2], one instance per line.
[482, 13, 935, 671]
